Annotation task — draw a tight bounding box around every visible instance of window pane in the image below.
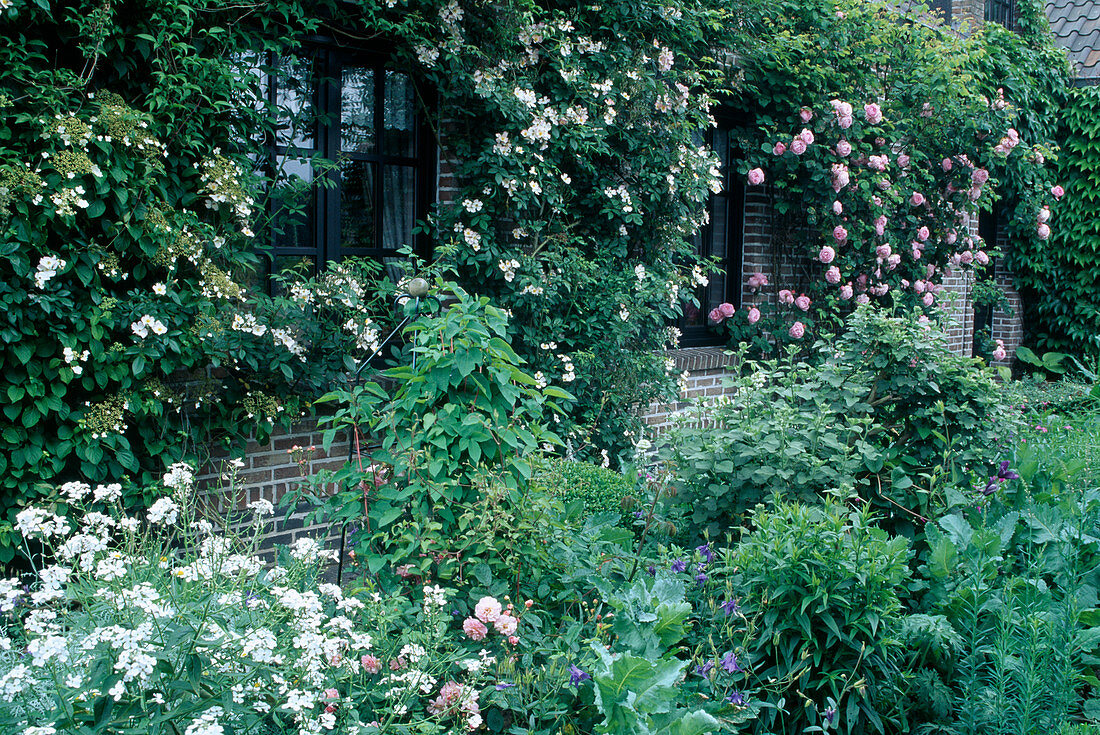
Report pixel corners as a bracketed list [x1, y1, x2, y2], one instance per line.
[384, 71, 416, 156]
[341, 66, 376, 154]
[275, 56, 315, 149]
[271, 156, 314, 251]
[382, 165, 416, 250]
[341, 159, 377, 248]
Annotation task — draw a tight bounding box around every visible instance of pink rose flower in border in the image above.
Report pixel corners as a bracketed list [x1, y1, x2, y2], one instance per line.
[839, 284, 854, 299]
[976, 250, 990, 265]
[833, 225, 848, 243]
[1037, 223, 1051, 240]
[494, 614, 519, 636]
[825, 266, 841, 284]
[941, 157, 953, 172]
[1052, 185, 1065, 199]
[718, 302, 736, 318]
[799, 107, 813, 123]
[971, 168, 990, 185]
[361, 654, 382, 674]
[799, 128, 815, 145]
[992, 340, 1007, 361]
[898, 153, 910, 168]
[818, 245, 836, 263]
[832, 200, 843, 215]
[475, 596, 503, 624]
[910, 192, 925, 207]
[838, 115, 854, 129]
[836, 139, 852, 157]
[874, 215, 887, 237]
[794, 294, 811, 311]
[708, 307, 724, 324]
[917, 226, 930, 242]
[778, 289, 795, 305]
[747, 306, 761, 324]
[788, 321, 805, 339]
[960, 250, 974, 265]
[875, 243, 892, 259]
[868, 154, 888, 172]
[791, 139, 807, 155]
[864, 102, 883, 124]
[1037, 206, 1051, 223]
[747, 167, 765, 186]
[464, 618, 489, 641]
[773, 141, 787, 156]
[922, 292, 935, 306]
[946, 230, 957, 245]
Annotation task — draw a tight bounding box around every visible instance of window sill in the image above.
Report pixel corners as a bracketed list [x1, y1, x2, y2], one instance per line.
[666, 346, 738, 373]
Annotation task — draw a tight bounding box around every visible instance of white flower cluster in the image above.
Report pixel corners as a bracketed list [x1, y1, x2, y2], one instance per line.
[33, 255, 66, 289]
[231, 312, 268, 337]
[343, 318, 380, 355]
[497, 258, 520, 283]
[63, 345, 90, 375]
[131, 314, 168, 338]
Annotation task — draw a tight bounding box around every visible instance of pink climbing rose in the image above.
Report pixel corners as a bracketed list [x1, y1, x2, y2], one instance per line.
[1052, 185, 1065, 199]
[833, 225, 848, 243]
[825, 266, 841, 284]
[773, 141, 787, 155]
[791, 139, 807, 155]
[718, 302, 736, 318]
[799, 128, 814, 145]
[464, 618, 489, 641]
[747, 167, 765, 186]
[788, 321, 805, 339]
[942, 157, 953, 172]
[832, 200, 843, 215]
[864, 103, 883, 124]
[910, 192, 925, 207]
[778, 289, 795, 305]
[917, 226, 930, 242]
[708, 307, 723, 324]
[747, 306, 761, 324]
[818, 245, 836, 263]
[839, 284, 854, 299]
[800, 107, 813, 123]
[836, 139, 852, 157]
[794, 294, 811, 311]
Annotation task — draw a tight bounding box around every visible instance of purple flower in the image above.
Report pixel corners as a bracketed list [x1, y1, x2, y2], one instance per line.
[720, 651, 742, 674]
[720, 597, 740, 616]
[671, 558, 687, 573]
[495, 682, 516, 690]
[695, 571, 708, 585]
[695, 661, 714, 676]
[569, 665, 590, 686]
[646, 565, 656, 577]
[727, 691, 745, 706]
[696, 543, 715, 563]
[998, 460, 1020, 480]
[824, 706, 836, 724]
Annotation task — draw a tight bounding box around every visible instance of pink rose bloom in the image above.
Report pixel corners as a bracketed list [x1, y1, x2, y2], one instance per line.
[911, 247, 922, 260]
[718, 302, 736, 318]
[838, 115, 854, 129]
[831, 163, 850, 192]
[971, 168, 989, 185]
[778, 289, 795, 305]
[942, 157, 953, 172]
[795, 294, 811, 311]
[926, 263, 937, 277]
[992, 344, 1007, 361]
[825, 266, 841, 284]
[747, 167, 765, 186]
[898, 153, 910, 168]
[910, 192, 925, 207]
[1052, 185, 1065, 199]
[748, 272, 769, 288]
[856, 294, 870, 305]
[946, 230, 957, 245]
[509, 635, 520, 645]
[836, 139, 852, 157]
[871, 283, 889, 296]
[960, 250, 974, 265]
[1037, 223, 1051, 240]
[922, 292, 935, 306]
[839, 284, 854, 299]
[832, 200, 843, 214]
[872, 195, 882, 207]
[833, 225, 848, 242]
[747, 306, 761, 324]
[788, 321, 805, 339]
[976, 250, 990, 265]
[1007, 128, 1020, 143]
[464, 617, 489, 641]
[864, 103, 883, 124]
[877, 178, 892, 191]
[921, 102, 934, 117]
[324, 688, 339, 700]
[773, 141, 787, 156]
[831, 100, 853, 117]
[887, 253, 901, 270]
[708, 307, 724, 324]
[791, 139, 807, 155]
[868, 154, 888, 172]
[818, 245, 836, 263]
[1037, 206, 1051, 223]
[874, 216, 887, 237]
[494, 614, 519, 635]
[916, 226, 929, 242]
[856, 274, 868, 289]
[875, 244, 892, 259]
[475, 596, 503, 624]
[800, 107, 813, 123]
[901, 279, 910, 288]
[362, 655, 382, 674]
[969, 186, 982, 201]
[799, 128, 815, 145]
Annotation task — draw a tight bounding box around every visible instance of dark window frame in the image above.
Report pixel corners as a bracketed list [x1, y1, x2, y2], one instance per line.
[985, 0, 1016, 29]
[677, 110, 746, 348]
[258, 41, 436, 286]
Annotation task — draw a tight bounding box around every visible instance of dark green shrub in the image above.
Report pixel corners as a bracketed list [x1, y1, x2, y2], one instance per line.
[662, 306, 1006, 541]
[531, 458, 633, 520]
[730, 501, 911, 735]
